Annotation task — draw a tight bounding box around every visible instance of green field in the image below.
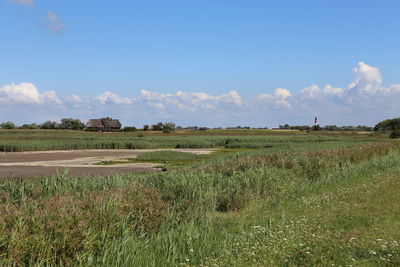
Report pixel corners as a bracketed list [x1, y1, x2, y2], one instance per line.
[0, 130, 399, 266]
[0, 129, 386, 151]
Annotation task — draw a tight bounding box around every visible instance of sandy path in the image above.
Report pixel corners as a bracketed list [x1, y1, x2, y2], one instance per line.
[0, 149, 214, 178]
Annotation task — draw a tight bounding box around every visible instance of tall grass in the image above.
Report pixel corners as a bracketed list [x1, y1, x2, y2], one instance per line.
[0, 130, 385, 151]
[0, 141, 399, 265]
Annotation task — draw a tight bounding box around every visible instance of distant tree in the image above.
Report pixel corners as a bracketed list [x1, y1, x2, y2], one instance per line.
[151, 122, 164, 131]
[289, 125, 310, 131]
[374, 118, 400, 131]
[21, 123, 39, 129]
[60, 118, 85, 130]
[0, 121, 16, 129]
[122, 126, 137, 132]
[163, 122, 176, 131]
[40, 121, 60, 129]
[143, 125, 150, 131]
[312, 125, 321, 131]
[324, 125, 337, 131]
[390, 129, 400, 139]
[283, 124, 290, 128]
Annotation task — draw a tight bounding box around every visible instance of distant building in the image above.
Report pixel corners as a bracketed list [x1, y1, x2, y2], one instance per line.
[86, 117, 121, 130]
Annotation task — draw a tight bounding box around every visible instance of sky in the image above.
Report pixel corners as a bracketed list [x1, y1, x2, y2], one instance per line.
[1, 0, 400, 127]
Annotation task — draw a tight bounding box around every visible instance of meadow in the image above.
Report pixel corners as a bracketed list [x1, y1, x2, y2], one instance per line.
[0, 130, 399, 266]
[0, 129, 385, 152]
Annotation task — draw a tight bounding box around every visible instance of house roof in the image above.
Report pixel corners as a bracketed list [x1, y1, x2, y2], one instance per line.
[86, 118, 121, 128]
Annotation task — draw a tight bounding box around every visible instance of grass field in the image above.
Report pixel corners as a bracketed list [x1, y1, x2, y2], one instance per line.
[0, 130, 398, 266]
[0, 129, 387, 151]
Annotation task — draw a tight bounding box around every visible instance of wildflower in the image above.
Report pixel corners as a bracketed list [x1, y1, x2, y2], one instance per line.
[189, 249, 194, 253]
[369, 251, 377, 255]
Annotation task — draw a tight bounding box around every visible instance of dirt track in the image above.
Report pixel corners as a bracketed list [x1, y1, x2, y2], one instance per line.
[0, 149, 213, 179]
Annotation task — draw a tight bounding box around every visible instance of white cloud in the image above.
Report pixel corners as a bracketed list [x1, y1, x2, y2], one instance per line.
[41, 10, 65, 35]
[0, 82, 61, 105]
[66, 95, 82, 103]
[147, 102, 165, 109]
[97, 91, 134, 105]
[274, 88, 291, 98]
[7, 0, 35, 6]
[2, 62, 400, 127]
[348, 61, 383, 94]
[300, 84, 344, 99]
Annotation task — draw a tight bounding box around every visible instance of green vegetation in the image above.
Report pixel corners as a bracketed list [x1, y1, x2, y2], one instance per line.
[374, 117, 400, 131]
[0, 134, 399, 265]
[133, 151, 204, 166]
[0, 121, 16, 129]
[390, 129, 400, 139]
[0, 129, 387, 152]
[95, 151, 206, 166]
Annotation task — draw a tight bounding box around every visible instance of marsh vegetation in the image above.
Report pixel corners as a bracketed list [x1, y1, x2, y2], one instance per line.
[0, 130, 398, 266]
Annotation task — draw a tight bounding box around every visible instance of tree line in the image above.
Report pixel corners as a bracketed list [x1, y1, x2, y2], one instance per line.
[0, 118, 85, 130]
[0, 119, 177, 132]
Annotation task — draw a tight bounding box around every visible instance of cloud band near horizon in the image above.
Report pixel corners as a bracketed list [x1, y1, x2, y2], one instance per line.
[1, 62, 400, 127]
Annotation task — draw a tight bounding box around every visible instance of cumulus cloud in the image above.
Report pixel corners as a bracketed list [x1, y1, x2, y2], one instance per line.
[41, 10, 65, 35]
[300, 84, 344, 99]
[135, 89, 242, 112]
[7, 0, 35, 6]
[348, 62, 382, 94]
[66, 95, 82, 103]
[97, 91, 134, 105]
[0, 82, 61, 105]
[2, 62, 400, 127]
[255, 88, 293, 108]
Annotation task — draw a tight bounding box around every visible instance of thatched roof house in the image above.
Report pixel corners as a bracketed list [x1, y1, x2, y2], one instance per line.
[86, 117, 121, 130]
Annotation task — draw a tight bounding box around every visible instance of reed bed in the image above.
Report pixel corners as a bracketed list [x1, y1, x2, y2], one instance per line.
[0, 140, 399, 265]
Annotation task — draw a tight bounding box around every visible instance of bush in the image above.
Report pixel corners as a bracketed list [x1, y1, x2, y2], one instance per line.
[374, 118, 400, 131]
[389, 130, 400, 139]
[21, 123, 39, 129]
[40, 121, 60, 129]
[0, 121, 16, 129]
[122, 127, 137, 132]
[312, 125, 321, 131]
[60, 118, 85, 130]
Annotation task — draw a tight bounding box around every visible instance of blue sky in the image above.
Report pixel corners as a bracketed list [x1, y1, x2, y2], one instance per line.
[1, 0, 400, 127]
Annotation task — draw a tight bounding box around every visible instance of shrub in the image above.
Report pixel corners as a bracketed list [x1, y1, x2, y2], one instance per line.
[40, 120, 60, 129]
[21, 123, 39, 129]
[389, 130, 400, 139]
[374, 117, 400, 131]
[60, 118, 85, 130]
[0, 121, 16, 129]
[122, 126, 137, 132]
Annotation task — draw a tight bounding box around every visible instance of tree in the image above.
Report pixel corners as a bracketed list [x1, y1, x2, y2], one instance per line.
[312, 125, 321, 131]
[60, 118, 85, 130]
[151, 122, 164, 131]
[143, 125, 150, 131]
[21, 123, 39, 129]
[40, 121, 60, 129]
[122, 126, 137, 132]
[163, 122, 176, 131]
[389, 130, 400, 139]
[0, 121, 16, 129]
[374, 118, 400, 131]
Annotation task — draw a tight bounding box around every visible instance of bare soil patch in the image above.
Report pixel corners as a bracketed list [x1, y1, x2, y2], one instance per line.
[0, 149, 214, 178]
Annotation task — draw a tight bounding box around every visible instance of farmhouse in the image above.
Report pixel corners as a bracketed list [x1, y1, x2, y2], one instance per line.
[86, 117, 121, 130]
